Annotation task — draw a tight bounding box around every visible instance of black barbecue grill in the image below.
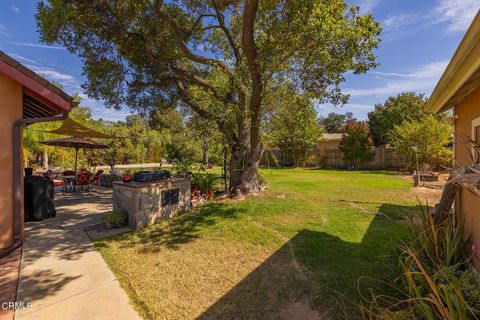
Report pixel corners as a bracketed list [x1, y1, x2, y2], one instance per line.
[133, 170, 171, 183]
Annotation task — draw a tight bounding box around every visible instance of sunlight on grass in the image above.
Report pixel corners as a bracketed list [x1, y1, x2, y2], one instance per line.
[96, 169, 418, 319]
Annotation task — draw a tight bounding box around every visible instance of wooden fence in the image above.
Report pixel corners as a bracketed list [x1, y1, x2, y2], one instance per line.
[261, 145, 406, 169]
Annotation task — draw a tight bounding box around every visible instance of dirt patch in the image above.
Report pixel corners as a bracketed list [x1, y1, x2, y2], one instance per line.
[403, 173, 447, 206]
[412, 187, 443, 206]
[271, 300, 326, 320]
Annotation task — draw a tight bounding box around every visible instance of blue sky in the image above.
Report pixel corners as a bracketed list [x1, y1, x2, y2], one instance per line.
[0, 0, 478, 121]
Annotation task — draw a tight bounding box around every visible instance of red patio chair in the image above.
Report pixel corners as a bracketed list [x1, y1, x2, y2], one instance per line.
[90, 170, 104, 188]
[76, 172, 92, 191]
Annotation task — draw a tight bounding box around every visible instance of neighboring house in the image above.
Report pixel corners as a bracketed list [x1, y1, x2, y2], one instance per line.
[427, 11, 480, 269]
[0, 51, 73, 255]
[318, 133, 344, 150]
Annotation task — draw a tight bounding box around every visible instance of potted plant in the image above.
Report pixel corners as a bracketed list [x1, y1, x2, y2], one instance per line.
[102, 210, 128, 229]
[192, 172, 217, 200]
[122, 169, 133, 183]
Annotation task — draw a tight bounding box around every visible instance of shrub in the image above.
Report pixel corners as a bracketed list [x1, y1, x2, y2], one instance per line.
[339, 120, 374, 169]
[303, 154, 319, 168]
[459, 271, 480, 316]
[173, 158, 193, 178]
[192, 172, 218, 192]
[361, 204, 477, 319]
[103, 210, 128, 228]
[389, 115, 452, 170]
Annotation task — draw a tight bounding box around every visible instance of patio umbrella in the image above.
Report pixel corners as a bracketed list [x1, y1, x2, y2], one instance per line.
[39, 117, 115, 139]
[40, 136, 109, 174]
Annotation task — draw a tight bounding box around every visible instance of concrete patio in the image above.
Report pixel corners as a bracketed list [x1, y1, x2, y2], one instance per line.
[15, 189, 140, 320]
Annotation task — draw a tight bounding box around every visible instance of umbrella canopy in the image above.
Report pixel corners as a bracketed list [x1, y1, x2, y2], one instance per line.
[40, 136, 109, 149]
[40, 117, 114, 139]
[40, 136, 109, 174]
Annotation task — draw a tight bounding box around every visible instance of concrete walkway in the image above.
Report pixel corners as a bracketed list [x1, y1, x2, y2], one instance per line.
[15, 189, 140, 320]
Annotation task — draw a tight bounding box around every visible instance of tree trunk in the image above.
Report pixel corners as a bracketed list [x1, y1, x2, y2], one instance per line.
[433, 182, 459, 225]
[203, 140, 209, 168]
[228, 143, 264, 194]
[41, 149, 49, 170]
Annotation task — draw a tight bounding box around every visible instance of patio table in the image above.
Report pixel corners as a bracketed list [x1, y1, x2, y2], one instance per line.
[59, 175, 76, 192]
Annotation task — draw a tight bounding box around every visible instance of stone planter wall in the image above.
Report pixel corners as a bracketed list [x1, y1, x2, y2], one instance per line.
[112, 178, 191, 229]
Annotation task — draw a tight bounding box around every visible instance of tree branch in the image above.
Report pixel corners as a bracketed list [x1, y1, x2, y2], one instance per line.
[175, 80, 236, 142]
[154, 0, 235, 78]
[171, 66, 235, 104]
[212, 1, 241, 65]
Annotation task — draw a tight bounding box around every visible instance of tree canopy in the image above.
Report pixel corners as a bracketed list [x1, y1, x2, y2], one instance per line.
[339, 120, 374, 169]
[36, 0, 381, 192]
[319, 112, 355, 133]
[264, 84, 322, 167]
[389, 115, 452, 170]
[367, 92, 430, 146]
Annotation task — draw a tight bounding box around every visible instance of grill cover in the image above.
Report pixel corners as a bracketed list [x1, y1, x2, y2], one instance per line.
[24, 176, 56, 221]
[133, 170, 171, 182]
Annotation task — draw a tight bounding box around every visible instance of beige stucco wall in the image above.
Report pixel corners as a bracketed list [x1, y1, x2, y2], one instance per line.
[318, 140, 341, 151]
[0, 72, 23, 249]
[454, 85, 480, 269]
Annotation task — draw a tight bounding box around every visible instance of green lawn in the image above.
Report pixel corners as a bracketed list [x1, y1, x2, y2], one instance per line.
[95, 169, 419, 319]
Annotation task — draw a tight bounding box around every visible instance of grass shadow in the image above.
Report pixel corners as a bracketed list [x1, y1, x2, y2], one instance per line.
[198, 214, 408, 319]
[105, 201, 245, 253]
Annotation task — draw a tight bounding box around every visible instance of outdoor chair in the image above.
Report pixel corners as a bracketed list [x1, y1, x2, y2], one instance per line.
[90, 170, 104, 188]
[76, 172, 92, 191]
[62, 170, 76, 192]
[42, 171, 65, 189]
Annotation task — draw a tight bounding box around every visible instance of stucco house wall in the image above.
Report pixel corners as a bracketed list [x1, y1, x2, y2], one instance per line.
[0, 72, 23, 249]
[453, 86, 480, 269]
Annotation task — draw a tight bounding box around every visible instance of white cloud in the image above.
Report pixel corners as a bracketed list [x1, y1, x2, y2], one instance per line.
[8, 53, 36, 64]
[10, 5, 20, 13]
[345, 78, 436, 97]
[7, 41, 65, 50]
[371, 60, 449, 79]
[0, 24, 9, 36]
[92, 107, 132, 121]
[27, 65, 76, 83]
[354, 0, 379, 14]
[432, 0, 479, 33]
[382, 13, 416, 30]
[345, 60, 449, 98]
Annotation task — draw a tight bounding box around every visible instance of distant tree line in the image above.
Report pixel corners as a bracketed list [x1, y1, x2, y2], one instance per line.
[24, 102, 224, 170]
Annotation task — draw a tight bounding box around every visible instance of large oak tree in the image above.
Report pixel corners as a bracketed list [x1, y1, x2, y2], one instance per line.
[36, 0, 381, 194]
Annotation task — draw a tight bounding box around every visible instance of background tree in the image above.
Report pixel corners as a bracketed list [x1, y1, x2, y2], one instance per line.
[368, 92, 429, 146]
[339, 120, 374, 169]
[264, 84, 322, 167]
[319, 112, 355, 133]
[24, 105, 96, 169]
[36, 0, 381, 194]
[186, 114, 223, 167]
[99, 124, 137, 170]
[389, 115, 452, 170]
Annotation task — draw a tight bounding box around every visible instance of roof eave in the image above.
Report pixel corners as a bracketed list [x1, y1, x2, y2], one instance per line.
[427, 10, 480, 114]
[0, 53, 73, 114]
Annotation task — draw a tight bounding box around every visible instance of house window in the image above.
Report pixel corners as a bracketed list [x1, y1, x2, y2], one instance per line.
[472, 117, 480, 145]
